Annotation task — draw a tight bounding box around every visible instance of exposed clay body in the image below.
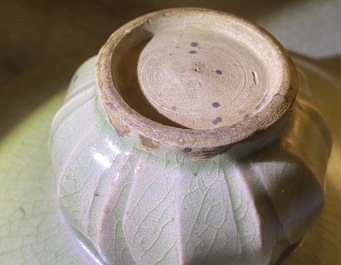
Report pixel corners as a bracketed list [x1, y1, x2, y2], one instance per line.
[97, 8, 297, 159]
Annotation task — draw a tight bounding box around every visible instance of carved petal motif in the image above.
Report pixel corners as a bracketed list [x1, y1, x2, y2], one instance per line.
[50, 57, 331, 265]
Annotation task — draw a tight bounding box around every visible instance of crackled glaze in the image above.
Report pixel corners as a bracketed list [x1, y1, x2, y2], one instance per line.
[50, 58, 331, 265]
[50, 9, 331, 265]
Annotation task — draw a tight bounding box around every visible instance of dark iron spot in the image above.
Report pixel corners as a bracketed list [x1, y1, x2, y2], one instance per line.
[243, 113, 251, 121]
[212, 117, 222, 125]
[184, 147, 192, 153]
[73, 75, 78, 82]
[212, 102, 220, 108]
[189, 50, 197, 54]
[194, 172, 198, 176]
[215, 69, 222, 75]
[191, 42, 198, 47]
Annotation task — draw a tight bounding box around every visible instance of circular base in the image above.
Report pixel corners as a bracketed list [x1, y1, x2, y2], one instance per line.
[138, 29, 268, 130]
[96, 8, 298, 155]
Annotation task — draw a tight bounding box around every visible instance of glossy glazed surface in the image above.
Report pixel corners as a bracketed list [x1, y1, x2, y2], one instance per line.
[49, 55, 330, 264]
[0, 55, 340, 264]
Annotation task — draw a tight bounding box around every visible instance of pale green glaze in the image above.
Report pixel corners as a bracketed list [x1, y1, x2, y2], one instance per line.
[0, 91, 98, 264]
[49, 57, 331, 265]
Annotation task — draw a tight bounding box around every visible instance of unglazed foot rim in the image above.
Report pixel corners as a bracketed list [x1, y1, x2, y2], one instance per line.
[96, 8, 298, 150]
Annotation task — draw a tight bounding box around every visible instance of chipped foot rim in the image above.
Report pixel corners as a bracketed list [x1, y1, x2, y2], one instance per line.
[50, 8, 332, 265]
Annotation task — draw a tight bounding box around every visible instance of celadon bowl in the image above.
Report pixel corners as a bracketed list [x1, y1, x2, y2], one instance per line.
[0, 49, 340, 265]
[48, 9, 332, 265]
